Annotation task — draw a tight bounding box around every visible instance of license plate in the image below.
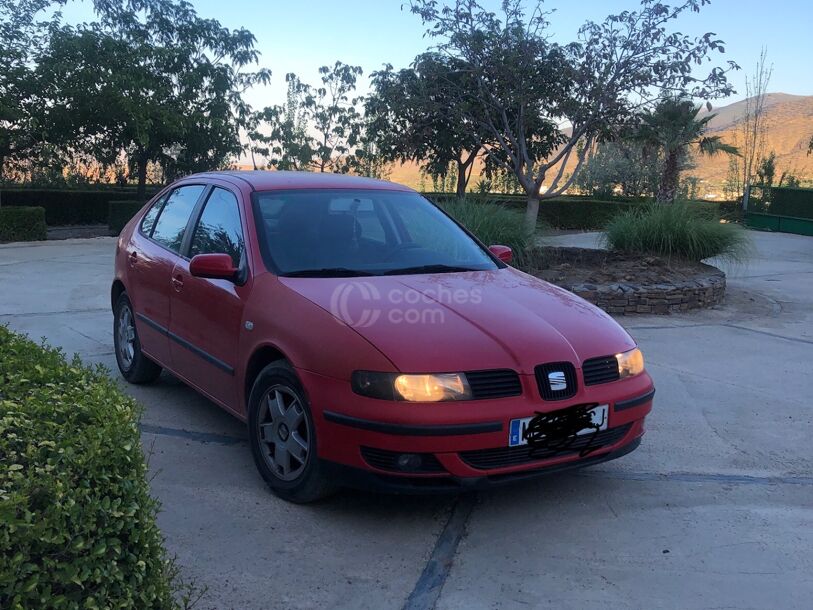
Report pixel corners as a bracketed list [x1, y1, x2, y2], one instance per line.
[508, 404, 608, 447]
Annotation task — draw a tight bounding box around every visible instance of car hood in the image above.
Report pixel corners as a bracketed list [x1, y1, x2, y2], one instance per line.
[279, 267, 635, 374]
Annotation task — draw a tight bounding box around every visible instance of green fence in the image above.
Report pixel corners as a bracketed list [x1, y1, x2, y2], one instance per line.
[745, 186, 813, 236]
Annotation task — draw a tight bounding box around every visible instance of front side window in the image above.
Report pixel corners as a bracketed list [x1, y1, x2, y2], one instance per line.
[190, 187, 245, 267]
[253, 189, 498, 276]
[150, 185, 205, 253]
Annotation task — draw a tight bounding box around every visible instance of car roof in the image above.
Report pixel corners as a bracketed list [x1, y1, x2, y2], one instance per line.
[190, 170, 416, 193]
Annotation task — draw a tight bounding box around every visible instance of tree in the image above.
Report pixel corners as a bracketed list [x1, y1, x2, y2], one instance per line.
[409, 0, 737, 232]
[251, 62, 363, 173]
[0, 0, 60, 181]
[634, 98, 738, 202]
[36, 0, 269, 196]
[734, 48, 772, 200]
[366, 53, 484, 197]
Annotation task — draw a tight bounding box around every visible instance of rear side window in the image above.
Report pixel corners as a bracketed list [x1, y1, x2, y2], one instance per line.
[190, 187, 245, 267]
[150, 185, 205, 253]
[139, 195, 166, 235]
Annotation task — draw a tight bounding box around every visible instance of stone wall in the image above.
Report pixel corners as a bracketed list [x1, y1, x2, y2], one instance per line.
[537, 247, 726, 315]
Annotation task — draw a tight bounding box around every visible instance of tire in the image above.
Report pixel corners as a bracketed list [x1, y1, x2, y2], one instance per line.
[248, 360, 335, 503]
[113, 292, 162, 384]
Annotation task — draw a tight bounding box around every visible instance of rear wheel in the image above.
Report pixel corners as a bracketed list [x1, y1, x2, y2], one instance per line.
[113, 293, 162, 384]
[248, 361, 335, 503]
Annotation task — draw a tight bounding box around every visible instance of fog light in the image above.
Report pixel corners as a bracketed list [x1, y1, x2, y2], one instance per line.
[396, 453, 423, 471]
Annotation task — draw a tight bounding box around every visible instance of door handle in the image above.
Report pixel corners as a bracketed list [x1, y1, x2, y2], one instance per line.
[171, 274, 184, 291]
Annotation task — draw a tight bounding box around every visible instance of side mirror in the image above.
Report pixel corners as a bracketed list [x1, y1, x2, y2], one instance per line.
[189, 253, 238, 281]
[488, 245, 513, 264]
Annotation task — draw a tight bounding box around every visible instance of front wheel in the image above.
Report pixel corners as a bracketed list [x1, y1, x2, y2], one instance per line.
[113, 292, 162, 384]
[248, 361, 335, 503]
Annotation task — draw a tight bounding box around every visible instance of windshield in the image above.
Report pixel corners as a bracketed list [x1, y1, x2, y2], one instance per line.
[252, 189, 500, 277]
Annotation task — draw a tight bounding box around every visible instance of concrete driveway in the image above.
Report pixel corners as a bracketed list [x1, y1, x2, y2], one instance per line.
[1, 230, 812, 609]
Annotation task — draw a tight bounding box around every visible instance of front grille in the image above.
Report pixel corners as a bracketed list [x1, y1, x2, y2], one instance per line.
[583, 355, 620, 386]
[466, 369, 522, 399]
[361, 447, 446, 473]
[459, 423, 632, 470]
[535, 362, 578, 400]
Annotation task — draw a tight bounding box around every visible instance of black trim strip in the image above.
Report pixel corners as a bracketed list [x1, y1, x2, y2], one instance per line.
[323, 411, 502, 436]
[614, 388, 655, 412]
[135, 313, 235, 375]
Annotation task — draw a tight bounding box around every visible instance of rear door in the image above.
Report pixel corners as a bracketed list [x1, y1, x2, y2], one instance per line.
[168, 185, 250, 410]
[128, 184, 206, 366]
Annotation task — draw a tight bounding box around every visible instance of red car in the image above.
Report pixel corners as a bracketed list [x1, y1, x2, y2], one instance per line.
[112, 171, 654, 502]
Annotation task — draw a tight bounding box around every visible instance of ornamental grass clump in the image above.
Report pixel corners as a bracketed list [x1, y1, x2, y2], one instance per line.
[604, 203, 749, 262]
[438, 198, 532, 266]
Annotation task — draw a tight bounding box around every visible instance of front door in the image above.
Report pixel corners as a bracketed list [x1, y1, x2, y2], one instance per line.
[168, 186, 249, 411]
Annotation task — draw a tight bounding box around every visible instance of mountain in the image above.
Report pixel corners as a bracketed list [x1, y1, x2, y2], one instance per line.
[697, 93, 813, 194]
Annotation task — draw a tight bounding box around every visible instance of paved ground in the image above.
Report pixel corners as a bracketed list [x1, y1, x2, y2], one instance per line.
[1, 230, 811, 609]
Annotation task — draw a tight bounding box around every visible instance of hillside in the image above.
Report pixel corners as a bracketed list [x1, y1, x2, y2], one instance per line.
[380, 93, 813, 196]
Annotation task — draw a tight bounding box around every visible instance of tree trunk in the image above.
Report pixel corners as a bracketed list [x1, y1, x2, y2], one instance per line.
[136, 151, 149, 200]
[455, 160, 468, 199]
[523, 194, 540, 235]
[657, 150, 680, 203]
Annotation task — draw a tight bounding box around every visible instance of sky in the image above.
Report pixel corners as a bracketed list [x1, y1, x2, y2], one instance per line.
[57, 0, 813, 111]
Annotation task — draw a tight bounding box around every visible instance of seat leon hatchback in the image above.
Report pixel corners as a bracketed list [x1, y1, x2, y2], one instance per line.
[112, 171, 654, 502]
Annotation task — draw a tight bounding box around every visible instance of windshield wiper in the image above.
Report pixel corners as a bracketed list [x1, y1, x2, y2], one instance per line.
[383, 264, 479, 276]
[283, 268, 376, 278]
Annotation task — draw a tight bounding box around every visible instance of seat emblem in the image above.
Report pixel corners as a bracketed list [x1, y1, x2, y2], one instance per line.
[548, 371, 567, 391]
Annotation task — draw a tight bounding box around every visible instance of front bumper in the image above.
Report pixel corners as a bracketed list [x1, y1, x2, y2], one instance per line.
[321, 437, 642, 494]
[299, 368, 654, 487]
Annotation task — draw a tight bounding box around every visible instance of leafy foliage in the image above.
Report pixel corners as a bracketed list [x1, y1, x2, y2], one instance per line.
[408, 0, 738, 230]
[250, 62, 363, 173]
[34, 0, 270, 195]
[366, 53, 483, 196]
[574, 141, 661, 199]
[0, 326, 178, 608]
[0, 0, 60, 176]
[633, 97, 739, 202]
[604, 202, 749, 261]
[0, 206, 47, 241]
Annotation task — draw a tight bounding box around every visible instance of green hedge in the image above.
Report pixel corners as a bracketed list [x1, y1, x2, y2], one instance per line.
[0, 189, 158, 225]
[0, 326, 178, 608]
[425, 193, 740, 230]
[769, 187, 813, 220]
[108, 201, 146, 236]
[0, 207, 48, 242]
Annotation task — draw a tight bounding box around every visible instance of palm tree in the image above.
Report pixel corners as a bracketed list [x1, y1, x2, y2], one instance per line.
[635, 98, 739, 203]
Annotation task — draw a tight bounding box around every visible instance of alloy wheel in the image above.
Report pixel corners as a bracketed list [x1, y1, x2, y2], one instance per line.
[257, 385, 311, 481]
[117, 304, 136, 369]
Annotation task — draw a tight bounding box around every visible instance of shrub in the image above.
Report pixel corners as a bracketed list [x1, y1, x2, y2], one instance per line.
[0, 188, 159, 225]
[769, 186, 813, 220]
[0, 326, 178, 608]
[109, 201, 146, 236]
[0, 207, 47, 242]
[436, 197, 531, 264]
[604, 203, 749, 262]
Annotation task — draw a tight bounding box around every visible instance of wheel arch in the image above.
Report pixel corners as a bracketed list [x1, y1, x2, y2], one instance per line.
[111, 279, 126, 310]
[243, 344, 292, 409]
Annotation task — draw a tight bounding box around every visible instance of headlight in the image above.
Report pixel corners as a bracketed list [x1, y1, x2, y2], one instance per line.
[615, 348, 644, 378]
[352, 371, 472, 402]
